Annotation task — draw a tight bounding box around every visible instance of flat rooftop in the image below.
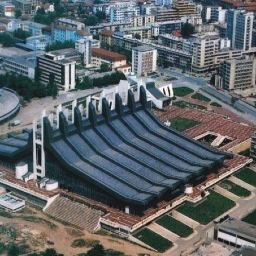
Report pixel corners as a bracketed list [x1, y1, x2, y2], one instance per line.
[218, 219, 256, 240]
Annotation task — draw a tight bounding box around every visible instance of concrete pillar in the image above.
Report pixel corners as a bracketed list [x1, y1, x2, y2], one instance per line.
[71, 99, 77, 124]
[125, 205, 130, 214]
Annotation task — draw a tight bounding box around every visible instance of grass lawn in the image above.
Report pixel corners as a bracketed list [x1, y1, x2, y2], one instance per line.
[156, 215, 193, 237]
[234, 168, 256, 187]
[219, 180, 251, 197]
[176, 190, 235, 225]
[191, 93, 211, 102]
[134, 228, 173, 252]
[210, 102, 222, 107]
[173, 87, 194, 97]
[173, 101, 207, 110]
[169, 117, 200, 132]
[242, 209, 256, 226]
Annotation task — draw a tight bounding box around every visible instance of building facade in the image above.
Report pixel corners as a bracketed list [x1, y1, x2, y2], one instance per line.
[37, 52, 76, 91]
[227, 10, 253, 51]
[219, 56, 256, 90]
[91, 48, 127, 70]
[75, 35, 100, 66]
[132, 45, 157, 76]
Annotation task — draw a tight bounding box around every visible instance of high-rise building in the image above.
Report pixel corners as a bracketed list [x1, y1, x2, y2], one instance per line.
[219, 56, 256, 90]
[227, 10, 253, 51]
[132, 45, 157, 76]
[37, 52, 76, 91]
[75, 35, 100, 66]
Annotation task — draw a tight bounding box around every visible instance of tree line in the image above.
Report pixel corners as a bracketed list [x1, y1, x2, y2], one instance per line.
[76, 71, 127, 90]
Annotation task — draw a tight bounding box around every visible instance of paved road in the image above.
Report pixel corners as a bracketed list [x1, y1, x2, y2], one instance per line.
[158, 68, 256, 124]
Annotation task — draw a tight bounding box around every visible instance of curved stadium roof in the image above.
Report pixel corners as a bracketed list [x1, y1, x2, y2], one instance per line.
[0, 87, 232, 205]
[42, 87, 232, 205]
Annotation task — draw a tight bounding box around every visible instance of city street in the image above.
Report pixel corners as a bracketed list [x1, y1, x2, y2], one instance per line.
[158, 68, 256, 124]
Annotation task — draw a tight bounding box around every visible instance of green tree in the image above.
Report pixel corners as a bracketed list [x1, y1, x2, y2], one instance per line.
[134, 33, 141, 40]
[13, 28, 32, 40]
[100, 62, 111, 72]
[47, 73, 55, 96]
[87, 244, 105, 256]
[14, 9, 22, 19]
[95, 11, 106, 21]
[36, 7, 46, 15]
[45, 40, 75, 52]
[181, 22, 195, 38]
[77, 76, 93, 90]
[0, 33, 13, 47]
[7, 244, 19, 256]
[84, 15, 98, 26]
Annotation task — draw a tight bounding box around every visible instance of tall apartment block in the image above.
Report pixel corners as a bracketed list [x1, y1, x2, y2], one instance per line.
[109, 5, 140, 22]
[227, 10, 253, 51]
[37, 52, 76, 91]
[219, 56, 256, 90]
[75, 35, 100, 66]
[191, 33, 220, 73]
[132, 46, 157, 77]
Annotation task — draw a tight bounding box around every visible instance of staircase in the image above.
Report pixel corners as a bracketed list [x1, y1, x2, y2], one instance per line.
[44, 196, 103, 232]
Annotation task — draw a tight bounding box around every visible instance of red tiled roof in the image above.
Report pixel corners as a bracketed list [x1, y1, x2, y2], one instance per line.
[99, 29, 114, 37]
[92, 48, 126, 62]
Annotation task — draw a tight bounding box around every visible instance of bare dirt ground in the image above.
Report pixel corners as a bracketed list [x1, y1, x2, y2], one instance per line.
[0, 204, 156, 256]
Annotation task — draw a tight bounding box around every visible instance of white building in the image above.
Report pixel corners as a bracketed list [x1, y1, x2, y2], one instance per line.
[132, 45, 157, 77]
[75, 35, 100, 66]
[37, 52, 76, 91]
[217, 219, 256, 248]
[3, 53, 36, 79]
[26, 35, 50, 50]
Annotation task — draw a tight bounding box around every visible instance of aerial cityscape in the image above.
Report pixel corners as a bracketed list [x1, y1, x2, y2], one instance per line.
[0, 0, 255, 255]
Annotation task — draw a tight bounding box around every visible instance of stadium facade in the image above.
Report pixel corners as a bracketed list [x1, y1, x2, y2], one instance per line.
[0, 87, 234, 215]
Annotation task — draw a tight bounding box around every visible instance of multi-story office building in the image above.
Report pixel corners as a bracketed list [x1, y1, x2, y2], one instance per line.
[173, 0, 197, 17]
[191, 33, 221, 73]
[3, 53, 36, 79]
[75, 35, 100, 66]
[202, 6, 226, 23]
[227, 10, 253, 51]
[132, 15, 155, 27]
[152, 8, 178, 22]
[37, 52, 76, 91]
[132, 45, 157, 76]
[219, 56, 256, 90]
[109, 5, 140, 23]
